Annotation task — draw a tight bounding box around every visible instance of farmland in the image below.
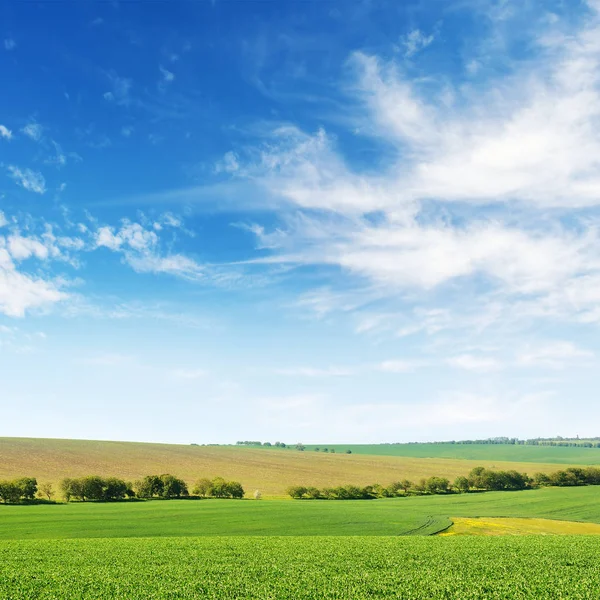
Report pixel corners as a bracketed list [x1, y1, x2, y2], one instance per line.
[0, 437, 593, 498]
[3, 485, 600, 539]
[2, 536, 600, 599]
[302, 442, 600, 464]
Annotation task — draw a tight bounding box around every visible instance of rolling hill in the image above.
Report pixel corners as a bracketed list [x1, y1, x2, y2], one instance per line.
[1, 437, 596, 497]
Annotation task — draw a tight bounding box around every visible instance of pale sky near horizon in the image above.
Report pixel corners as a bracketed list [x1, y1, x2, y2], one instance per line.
[2, 0, 600, 445]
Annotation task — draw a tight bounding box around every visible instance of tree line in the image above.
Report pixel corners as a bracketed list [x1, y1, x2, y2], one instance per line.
[0, 475, 245, 504]
[408, 436, 600, 448]
[286, 466, 600, 499]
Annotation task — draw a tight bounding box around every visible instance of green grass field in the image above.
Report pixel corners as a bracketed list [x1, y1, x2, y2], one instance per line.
[2, 536, 600, 599]
[303, 442, 600, 464]
[3, 486, 600, 539]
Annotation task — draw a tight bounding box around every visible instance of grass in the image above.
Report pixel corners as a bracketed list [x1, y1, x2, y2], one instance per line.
[4, 485, 600, 539]
[441, 517, 600, 536]
[303, 442, 600, 464]
[2, 536, 600, 599]
[0, 437, 592, 498]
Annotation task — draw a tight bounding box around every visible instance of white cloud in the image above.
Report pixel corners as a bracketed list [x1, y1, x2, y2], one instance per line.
[7, 166, 46, 194]
[78, 354, 136, 366]
[159, 65, 175, 86]
[6, 235, 50, 261]
[104, 71, 132, 105]
[517, 342, 594, 368]
[377, 359, 424, 373]
[0, 212, 7, 228]
[0, 125, 12, 140]
[274, 366, 354, 377]
[95, 220, 203, 280]
[0, 248, 66, 317]
[226, 8, 600, 336]
[446, 354, 503, 372]
[22, 123, 43, 141]
[401, 29, 435, 57]
[3, 38, 15, 51]
[170, 368, 207, 380]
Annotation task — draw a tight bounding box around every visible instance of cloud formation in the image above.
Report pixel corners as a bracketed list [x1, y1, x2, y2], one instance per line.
[7, 166, 46, 194]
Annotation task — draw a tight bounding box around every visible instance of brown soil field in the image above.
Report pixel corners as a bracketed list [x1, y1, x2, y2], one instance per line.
[0, 437, 588, 498]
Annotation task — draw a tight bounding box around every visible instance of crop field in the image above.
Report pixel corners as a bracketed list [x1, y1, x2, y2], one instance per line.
[2, 536, 600, 599]
[3, 485, 600, 540]
[302, 442, 600, 464]
[0, 437, 593, 498]
[442, 517, 600, 536]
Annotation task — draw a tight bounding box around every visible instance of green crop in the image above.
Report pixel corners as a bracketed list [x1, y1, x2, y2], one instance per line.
[2, 536, 600, 599]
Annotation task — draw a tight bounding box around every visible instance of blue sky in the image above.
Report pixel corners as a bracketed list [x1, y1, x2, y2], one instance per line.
[1, 0, 600, 444]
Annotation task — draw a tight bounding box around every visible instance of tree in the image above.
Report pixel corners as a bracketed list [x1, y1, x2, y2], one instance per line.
[532, 472, 551, 487]
[385, 481, 403, 497]
[453, 476, 470, 493]
[15, 477, 37, 501]
[345, 450, 352, 454]
[305, 486, 321, 499]
[210, 477, 229, 498]
[400, 479, 413, 494]
[295, 443, 305, 451]
[160, 474, 188, 498]
[287, 485, 307, 499]
[192, 478, 213, 497]
[81, 476, 105, 501]
[0, 481, 21, 503]
[38, 482, 54, 501]
[60, 478, 74, 502]
[425, 477, 450, 494]
[134, 475, 164, 499]
[103, 477, 128, 501]
[225, 481, 244, 499]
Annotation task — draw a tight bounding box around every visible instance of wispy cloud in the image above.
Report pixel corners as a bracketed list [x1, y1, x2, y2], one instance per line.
[7, 166, 46, 194]
[0, 125, 12, 140]
[218, 4, 600, 341]
[446, 354, 503, 373]
[103, 71, 133, 105]
[400, 29, 435, 57]
[517, 342, 594, 369]
[158, 65, 175, 89]
[3, 38, 15, 51]
[94, 220, 204, 280]
[22, 123, 43, 141]
[169, 368, 207, 380]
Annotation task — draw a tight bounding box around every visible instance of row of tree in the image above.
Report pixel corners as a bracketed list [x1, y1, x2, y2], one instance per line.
[59, 474, 246, 502]
[287, 466, 600, 499]
[417, 437, 600, 448]
[0, 478, 39, 503]
[0, 474, 247, 504]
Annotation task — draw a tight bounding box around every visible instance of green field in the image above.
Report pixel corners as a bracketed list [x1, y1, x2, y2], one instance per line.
[303, 443, 600, 464]
[4, 486, 600, 540]
[2, 536, 600, 599]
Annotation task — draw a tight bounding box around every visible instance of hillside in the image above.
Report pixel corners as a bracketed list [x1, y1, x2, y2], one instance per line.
[302, 443, 600, 464]
[0, 437, 594, 497]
